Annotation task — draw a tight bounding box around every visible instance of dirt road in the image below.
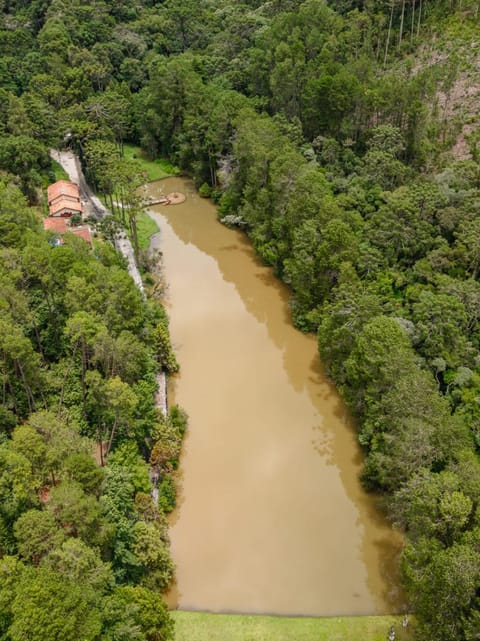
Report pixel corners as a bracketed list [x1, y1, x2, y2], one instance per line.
[50, 149, 144, 294]
[50, 149, 108, 219]
[50, 149, 167, 418]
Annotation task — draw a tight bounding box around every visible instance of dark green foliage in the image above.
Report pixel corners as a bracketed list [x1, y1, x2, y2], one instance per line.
[0, 141, 177, 637]
[64, 453, 105, 495]
[3, 0, 480, 636]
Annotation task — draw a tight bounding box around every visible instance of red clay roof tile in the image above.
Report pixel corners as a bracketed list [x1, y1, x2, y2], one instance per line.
[47, 180, 80, 204]
[43, 217, 68, 233]
[49, 198, 83, 216]
[70, 227, 93, 245]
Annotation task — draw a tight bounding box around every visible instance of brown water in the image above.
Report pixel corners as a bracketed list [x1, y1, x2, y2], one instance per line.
[146, 177, 403, 616]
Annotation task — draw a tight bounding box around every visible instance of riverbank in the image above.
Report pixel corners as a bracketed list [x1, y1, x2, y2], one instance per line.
[146, 176, 404, 615]
[172, 611, 414, 641]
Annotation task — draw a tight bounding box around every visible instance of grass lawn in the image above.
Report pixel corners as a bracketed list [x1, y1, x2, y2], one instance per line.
[172, 611, 415, 641]
[50, 160, 70, 181]
[136, 211, 159, 251]
[123, 144, 179, 182]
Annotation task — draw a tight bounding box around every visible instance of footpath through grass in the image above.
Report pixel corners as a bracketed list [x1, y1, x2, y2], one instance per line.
[124, 144, 179, 182]
[172, 611, 415, 641]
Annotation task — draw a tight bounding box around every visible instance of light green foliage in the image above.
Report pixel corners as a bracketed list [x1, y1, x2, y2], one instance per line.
[0, 135, 49, 201]
[102, 465, 136, 518]
[362, 148, 410, 190]
[317, 264, 383, 382]
[50, 159, 69, 181]
[149, 404, 187, 525]
[0, 179, 40, 246]
[101, 465, 140, 582]
[0, 443, 38, 519]
[411, 289, 469, 366]
[158, 475, 176, 514]
[367, 125, 406, 157]
[134, 492, 168, 528]
[132, 520, 174, 590]
[104, 375, 139, 455]
[0, 315, 44, 418]
[403, 541, 480, 641]
[64, 453, 104, 495]
[392, 470, 474, 545]
[135, 211, 160, 251]
[47, 481, 107, 546]
[123, 144, 179, 181]
[10, 566, 102, 641]
[199, 182, 211, 197]
[42, 538, 114, 592]
[360, 369, 471, 490]
[155, 320, 179, 374]
[172, 611, 415, 641]
[118, 586, 174, 641]
[14, 510, 65, 563]
[150, 419, 182, 473]
[10, 425, 47, 484]
[103, 585, 174, 641]
[284, 218, 359, 327]
[367, 186, 438, 267]
[0, 556, 24, 636]
[26, 411, 90, 484]
[108, 442, 151, 493]
[344, 315, 417, 416]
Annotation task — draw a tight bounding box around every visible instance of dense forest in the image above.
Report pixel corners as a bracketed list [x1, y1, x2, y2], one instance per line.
[0, 177, 184, 639]
[2, 0, 480, 639]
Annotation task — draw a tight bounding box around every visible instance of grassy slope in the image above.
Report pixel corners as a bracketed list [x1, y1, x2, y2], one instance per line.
[136, 211, 159, 251]
[123, 143, 180, 182]
[50, 159, 70, 181]
[172, 611, 415, 641]
[123, 144, 179, 250]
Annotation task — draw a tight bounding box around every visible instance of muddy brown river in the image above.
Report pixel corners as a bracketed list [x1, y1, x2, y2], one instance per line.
[146, 177, 403, 616]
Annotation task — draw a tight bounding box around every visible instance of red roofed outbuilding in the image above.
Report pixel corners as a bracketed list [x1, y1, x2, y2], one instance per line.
[42, 216, 93, 248]
[42, 218, 67, 234]
[70, 227, 93, 246]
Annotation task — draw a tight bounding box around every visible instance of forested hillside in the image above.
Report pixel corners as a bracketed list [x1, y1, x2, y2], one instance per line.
[2, 1, 480, 639]
[0, 175, 185, 638]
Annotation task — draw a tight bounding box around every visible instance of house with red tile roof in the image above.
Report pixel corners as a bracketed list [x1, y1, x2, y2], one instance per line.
[43, 217, 93, 247]
[47, 180, 83, 218]
[49, 198, 83, 217]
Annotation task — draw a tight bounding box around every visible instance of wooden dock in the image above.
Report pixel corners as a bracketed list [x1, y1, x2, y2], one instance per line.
[144, 197, 170, 206]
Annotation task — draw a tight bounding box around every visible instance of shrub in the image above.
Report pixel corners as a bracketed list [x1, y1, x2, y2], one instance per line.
[158, 476, 176, 513]
[198, 182, 211, 198]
